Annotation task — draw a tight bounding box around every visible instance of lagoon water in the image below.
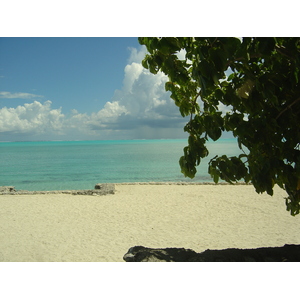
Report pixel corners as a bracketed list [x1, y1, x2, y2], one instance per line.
[0, 139, 242, 191]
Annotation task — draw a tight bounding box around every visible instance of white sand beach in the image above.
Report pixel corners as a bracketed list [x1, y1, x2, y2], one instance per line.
[0, 183, 299, 262]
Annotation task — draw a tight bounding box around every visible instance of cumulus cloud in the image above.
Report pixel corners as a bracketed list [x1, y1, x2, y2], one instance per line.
[0, 101, 64, 135]
[0, 47, 189, 141]
[107, 48, 185, 126]
[127, 46, 148, 64]
[0, 91, 44, 99]
[80, 46, 187, 136]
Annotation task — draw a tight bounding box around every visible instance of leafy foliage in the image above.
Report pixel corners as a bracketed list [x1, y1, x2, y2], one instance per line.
[139, 37, 300, 215]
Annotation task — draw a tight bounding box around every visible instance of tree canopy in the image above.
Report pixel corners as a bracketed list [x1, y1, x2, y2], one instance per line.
[138, 37, 300, 215]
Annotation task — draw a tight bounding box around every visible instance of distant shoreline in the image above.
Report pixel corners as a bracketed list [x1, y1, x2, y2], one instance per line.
[0, 181, 252, 195]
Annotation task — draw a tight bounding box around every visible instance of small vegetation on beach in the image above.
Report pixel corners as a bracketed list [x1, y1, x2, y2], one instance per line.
[139, 37, 300, 215]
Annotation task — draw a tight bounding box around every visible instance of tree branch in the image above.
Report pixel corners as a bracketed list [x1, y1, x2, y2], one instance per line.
[275, 45, 295, 60]
[226, 54, 263, 69]
[276, 97, 300, 120]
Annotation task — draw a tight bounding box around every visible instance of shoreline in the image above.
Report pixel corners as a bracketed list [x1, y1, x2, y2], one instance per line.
[0, 181, 252, 195]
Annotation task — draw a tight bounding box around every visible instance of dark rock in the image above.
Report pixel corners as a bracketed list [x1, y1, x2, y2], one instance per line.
[94, 183, 115, 194]
[0, 186, 16, 193]
[123, 244, 300, 262]
[0, 184, 116, 196]
[123, 246, 198, 262]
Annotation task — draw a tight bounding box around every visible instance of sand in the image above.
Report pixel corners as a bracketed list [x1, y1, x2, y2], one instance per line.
[0, 183, 299, 262]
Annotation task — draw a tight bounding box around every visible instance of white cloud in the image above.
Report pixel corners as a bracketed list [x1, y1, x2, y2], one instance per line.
[71, 109, 78, 114]
[0, 47, 189, 141]
[95, 101, 128, 119]
[111, 48, 183, 122]
[127, 46, 147, 64]
[85, 46, 187, 135]
[0, 91, 44, 99]
[0, 101, 64, 135]
[122, 63, 144, 93]
[86, 101, 129, 130]
[177, 49, 187, 61]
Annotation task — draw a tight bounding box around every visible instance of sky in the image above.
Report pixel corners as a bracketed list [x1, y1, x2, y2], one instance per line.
[1, 0, 297, 143]
[0, 37, 191, 141]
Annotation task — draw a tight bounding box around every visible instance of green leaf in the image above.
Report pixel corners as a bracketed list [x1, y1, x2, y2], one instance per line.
[209, 47, 228, 72]
[139, 37, 300, 215]
[257, 37, 276, 56]
[207, 127, 222, 141]
[141, 57, 149, 69]
[227, 73, 235, 81]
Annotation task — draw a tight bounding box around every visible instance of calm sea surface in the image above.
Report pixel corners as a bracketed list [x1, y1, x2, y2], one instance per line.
[0, 139, 242, 191]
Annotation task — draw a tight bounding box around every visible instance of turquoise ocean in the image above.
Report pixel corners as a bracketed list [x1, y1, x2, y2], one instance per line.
[0, 139, 242, 191]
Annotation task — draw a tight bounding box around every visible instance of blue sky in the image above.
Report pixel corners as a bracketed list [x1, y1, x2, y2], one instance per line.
[0, 37, 189, 141]
[1, 2, 297, 143]
[0, 38, 140, 114]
